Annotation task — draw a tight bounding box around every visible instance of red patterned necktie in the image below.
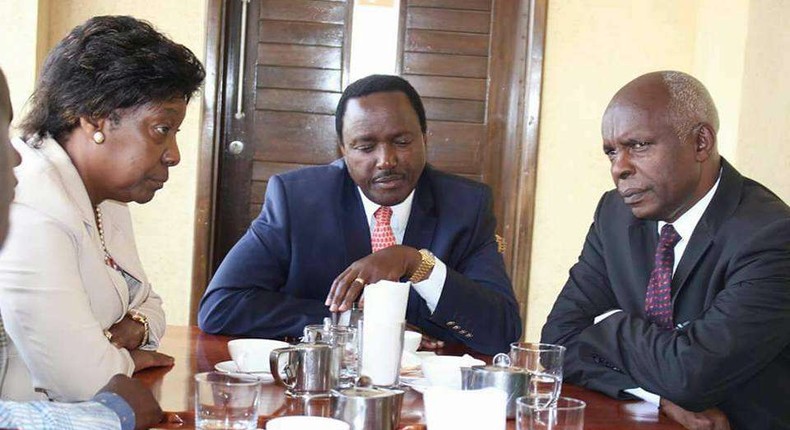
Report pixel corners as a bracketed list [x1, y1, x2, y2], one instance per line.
[371, 206, 396, 252]
[644, 224, 681, 329]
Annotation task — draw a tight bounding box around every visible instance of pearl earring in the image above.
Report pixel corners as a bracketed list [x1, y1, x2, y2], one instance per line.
[93, 131, 105, 144]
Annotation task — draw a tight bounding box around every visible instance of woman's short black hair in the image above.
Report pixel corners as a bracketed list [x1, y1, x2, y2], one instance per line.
[335, 74, 427, 143]
[20, 15, 205, 142]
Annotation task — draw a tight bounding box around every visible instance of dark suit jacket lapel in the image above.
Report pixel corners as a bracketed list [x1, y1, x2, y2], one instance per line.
[340, 162, 372, 265]
[672, 158, 744, 300]
[403, 167, 437, 252]
[629, 219, 658, 307]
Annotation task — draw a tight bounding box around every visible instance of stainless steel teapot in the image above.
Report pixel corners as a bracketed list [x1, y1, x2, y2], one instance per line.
[461, 353, 530, 419]
[331, 376, 404, 430]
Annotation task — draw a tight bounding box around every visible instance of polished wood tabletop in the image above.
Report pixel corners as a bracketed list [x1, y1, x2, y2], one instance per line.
[136, 326, 682, 429]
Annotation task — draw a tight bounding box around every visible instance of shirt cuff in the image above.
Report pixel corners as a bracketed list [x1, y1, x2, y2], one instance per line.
[93, 391, 136, 430]
[410, 257, 447, 313]
[623, 387, 661, 407]
[594, 309, 623, 324]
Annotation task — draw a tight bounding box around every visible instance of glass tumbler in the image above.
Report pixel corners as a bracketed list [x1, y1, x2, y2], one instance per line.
[510, 342, 565, 407]
[516, 396, 585, 430]
[194, 371, 261, 430]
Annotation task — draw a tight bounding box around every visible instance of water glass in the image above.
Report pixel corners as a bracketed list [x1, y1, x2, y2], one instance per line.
[303, 323, 359, 387]
[510, 342, 565, 406]
[516, 396, 585, 430]
[358, 319, 405, 387]
[195, 371, 261, 430]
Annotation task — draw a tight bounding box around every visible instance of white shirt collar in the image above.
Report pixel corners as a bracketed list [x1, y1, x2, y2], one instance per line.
[357, 187, 414, 240]
[658, 170, 722, 241]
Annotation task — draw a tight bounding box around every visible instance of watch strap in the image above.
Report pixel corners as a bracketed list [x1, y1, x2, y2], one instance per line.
[408, 249, 436, 283]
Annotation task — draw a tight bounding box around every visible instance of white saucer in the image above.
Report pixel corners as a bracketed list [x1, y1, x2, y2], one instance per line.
[214, 360, 275, 382]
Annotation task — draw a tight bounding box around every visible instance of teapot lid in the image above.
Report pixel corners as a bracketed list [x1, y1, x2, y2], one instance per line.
[468, 353, 528, 374]
[335, 376, 404, 398]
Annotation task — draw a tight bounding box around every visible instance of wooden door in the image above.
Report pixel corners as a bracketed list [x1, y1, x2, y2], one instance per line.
[212, 0, 353, 272]
[194, 0, 547, 325]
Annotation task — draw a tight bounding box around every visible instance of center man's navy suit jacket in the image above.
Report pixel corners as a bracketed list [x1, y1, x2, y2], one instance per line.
[198, 160, 522, 354]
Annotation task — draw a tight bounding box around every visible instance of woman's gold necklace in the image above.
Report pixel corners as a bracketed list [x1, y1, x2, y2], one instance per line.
[94, 206, 119, 270]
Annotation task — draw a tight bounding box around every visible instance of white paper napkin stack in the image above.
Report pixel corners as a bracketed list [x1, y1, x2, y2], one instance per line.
[359, 280, 410, 385]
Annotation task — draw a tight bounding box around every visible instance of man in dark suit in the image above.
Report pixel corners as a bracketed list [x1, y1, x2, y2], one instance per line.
[541, 71, 790, 429]
[199, 75, 521, 355]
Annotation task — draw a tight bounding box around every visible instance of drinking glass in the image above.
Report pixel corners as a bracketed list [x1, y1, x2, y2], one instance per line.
[510, 342, 565, 406]
[358, 318, 405, 387]
[516, 396, 585, 430]
[194, 371, 261, 430]
[303, 323, 359, 387]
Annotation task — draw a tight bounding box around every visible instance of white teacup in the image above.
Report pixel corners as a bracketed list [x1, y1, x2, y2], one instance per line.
[266, 416, 350, 430]
[421, 355, 486, 389]
[403, 330, 422, 353]
[228, 339, 289, 373]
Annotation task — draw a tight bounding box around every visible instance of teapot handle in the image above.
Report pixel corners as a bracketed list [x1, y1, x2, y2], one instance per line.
[270, 346, 297, 389]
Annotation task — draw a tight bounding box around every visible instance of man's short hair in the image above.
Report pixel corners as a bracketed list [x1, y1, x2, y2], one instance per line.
[660, 71, 720, 138]
[334, 74, 427, 142]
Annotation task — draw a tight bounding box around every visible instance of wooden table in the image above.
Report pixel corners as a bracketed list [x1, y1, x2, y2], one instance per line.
[136, 326, 682, 429]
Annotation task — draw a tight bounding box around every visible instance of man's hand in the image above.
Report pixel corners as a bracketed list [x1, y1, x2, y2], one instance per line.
[659, 398, 731, 430]
[325, 245, 422, 312]
[107, 314, 146, 350]
[98, 374, 162, 430]
[130, 349, 175, 372]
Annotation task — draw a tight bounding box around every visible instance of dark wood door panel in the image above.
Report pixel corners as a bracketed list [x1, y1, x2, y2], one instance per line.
[256, 66, 342, 92]
[259, 20, 344, 46]
[256, 88, 341, 114]
[408, 0, 491, 11]
[407, 7, 490, 34]
[422, 98, 485, 123]
[404, 75, 487, 101]
[260, 0, 348, 24]
[252, 111, 339, 164]
[258, 43, 342, 69]
[405, 29, 489, 56]
[402, 52, 488, 78]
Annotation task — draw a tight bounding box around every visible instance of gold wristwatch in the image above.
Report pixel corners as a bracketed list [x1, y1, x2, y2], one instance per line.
[408, 249, 436, 283]
[129, 311, 150, 347]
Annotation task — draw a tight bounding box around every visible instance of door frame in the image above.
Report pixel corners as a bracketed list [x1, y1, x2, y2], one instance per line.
[190, 0, 548, 327]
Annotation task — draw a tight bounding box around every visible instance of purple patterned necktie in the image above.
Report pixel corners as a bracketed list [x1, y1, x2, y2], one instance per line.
[644, 224, 681, 329]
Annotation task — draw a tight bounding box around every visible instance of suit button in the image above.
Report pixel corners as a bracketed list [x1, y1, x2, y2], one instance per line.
[453, 325, 461, 330]
[465, 333, 473, 338]
[446, 321, 456, 326]
[459, 330, 468, 335]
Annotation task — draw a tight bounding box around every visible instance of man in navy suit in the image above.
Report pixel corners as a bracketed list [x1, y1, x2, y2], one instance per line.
[199, 75, 521, 354]
[541, 71, 790, 429]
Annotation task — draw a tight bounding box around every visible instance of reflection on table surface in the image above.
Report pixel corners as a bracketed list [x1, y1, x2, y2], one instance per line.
[135, 326, 682, 429]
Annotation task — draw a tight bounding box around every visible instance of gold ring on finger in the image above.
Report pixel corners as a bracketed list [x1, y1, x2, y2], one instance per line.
[353, 277, 366, 286]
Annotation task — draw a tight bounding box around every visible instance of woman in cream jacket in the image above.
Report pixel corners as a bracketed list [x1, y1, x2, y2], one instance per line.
[0, 15, 204, 401]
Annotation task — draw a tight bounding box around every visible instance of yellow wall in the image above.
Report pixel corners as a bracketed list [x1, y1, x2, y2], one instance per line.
[0, 1, 43, 128]
[0, 0, 207, 325]
[736, 0, 790, 200]
[1, 1, 788, 332]
[526, 0, 790, 340]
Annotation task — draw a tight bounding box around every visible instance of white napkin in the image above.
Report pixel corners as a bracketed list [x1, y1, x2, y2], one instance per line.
[362, 280, 409, 323]
[424, 387, 507, 430]
[359, 280, 409, 385]
[360, 319, 403, 385]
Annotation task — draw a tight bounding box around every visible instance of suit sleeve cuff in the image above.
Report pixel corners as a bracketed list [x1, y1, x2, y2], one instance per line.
[93, 391, 136, 430]
[411, 257, 447, 313]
